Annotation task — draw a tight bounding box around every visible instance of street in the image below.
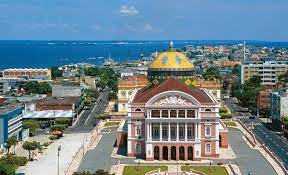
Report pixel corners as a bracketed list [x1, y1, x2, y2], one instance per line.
[66, 89, 109, 133]
[225, 98, 288, 170]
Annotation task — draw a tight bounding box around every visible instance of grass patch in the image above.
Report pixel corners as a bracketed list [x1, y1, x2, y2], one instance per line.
[123, 166, 168, 175]
[223, 121, 237, 127]
[104, 122, 119, 127]
[181, 166, 228, 175]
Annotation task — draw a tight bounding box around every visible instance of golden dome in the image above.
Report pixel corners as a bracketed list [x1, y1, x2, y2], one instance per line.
[149, 51, 194, 69]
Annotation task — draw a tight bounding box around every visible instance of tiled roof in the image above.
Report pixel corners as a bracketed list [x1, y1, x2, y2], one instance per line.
[132, 78, 214, 104]
[118, 75, 149, 87]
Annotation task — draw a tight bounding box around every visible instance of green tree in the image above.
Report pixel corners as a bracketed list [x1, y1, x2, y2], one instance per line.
[38, 82, 52, 94]
[50, 124, 66, 132]
[0, 155, 28, 167]
[108, 92, 117, 101]
[0, 162, 17, 175]
[22, 141, 38, 161]
[54, 118, 71, 126]
[203, 67, 220, 80]
[24, 81, 40, 94]
[51, 65, 63, 79]
[22, 120, 40, 136]
[84, 88, 99, 99]
[278, 71, 288, 82]
[5, 136, 17, 155]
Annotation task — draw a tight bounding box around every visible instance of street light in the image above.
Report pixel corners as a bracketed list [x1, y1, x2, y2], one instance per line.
[58, 145, 61, 175]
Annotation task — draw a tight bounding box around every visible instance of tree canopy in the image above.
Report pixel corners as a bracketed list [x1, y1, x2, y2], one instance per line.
[278, 71, 288, 82]
[203, 67, 220, 80]
[51, 65, 63, 79]
[22, 141, 39, 161]
[24, 81, 51, 94]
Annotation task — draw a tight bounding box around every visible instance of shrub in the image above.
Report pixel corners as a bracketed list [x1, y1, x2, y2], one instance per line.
[95, 114, 110, 120]
[49, 135, 59, 140]
[43, 142, 49, 147]
[220, 113, 233, 119]
[50, 124, 66, 132]
[219, 107, 228, 113]
[55, 118, 71, 126]
[0, 155, 28, 167]
[0, 161, 17, 175]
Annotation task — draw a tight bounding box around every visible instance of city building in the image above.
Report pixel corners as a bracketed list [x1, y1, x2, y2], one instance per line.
[0, 99, 24, 149]
[241, 59, 288, 85]
[118, 75, 149, 112]
[117, 45, 228, 161]
[257, 90, 272, 111]
[1, 68, 51, 80]
[195, 78, 222, 102]
[23, 96, 83, 123]
[52, 81, 83, 97]
[0, 80, 9, 95]
[270, 88, 288, 130]
[117, 78, 228, 161]
[80, 76, 100, 89]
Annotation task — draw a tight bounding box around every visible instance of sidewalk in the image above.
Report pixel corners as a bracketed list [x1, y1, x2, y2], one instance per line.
[17, 133, 90, 175]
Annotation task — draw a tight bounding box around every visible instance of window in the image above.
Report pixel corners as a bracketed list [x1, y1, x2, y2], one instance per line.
[135, 126, 141, 137]
[152, 110, 160, 118]
[162, 126, 168, 139]
[205, 126, 211, 136]
[187, 110, 195, 118]
[205, 108, 212, 112]
[135, 108, 141, 112]
[178, 110, 185, 118]
[170, 110, 177, 118]
[162, 110, 168, 118]
[121, 91, 126, 98]
[205, 143, 211, 154]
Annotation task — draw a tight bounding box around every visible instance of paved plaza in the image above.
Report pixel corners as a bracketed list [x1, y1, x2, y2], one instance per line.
[16, 133, 90, 175]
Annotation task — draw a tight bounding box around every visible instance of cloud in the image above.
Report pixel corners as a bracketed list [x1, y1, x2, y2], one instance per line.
[126, 24, 136, 32]
[89, 24, 101, 31]
[144, 23, 153, 32]
[120, 5, 139, 16]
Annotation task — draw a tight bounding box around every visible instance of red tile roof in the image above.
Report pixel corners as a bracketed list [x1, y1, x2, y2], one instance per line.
[132, 78, 214, 104]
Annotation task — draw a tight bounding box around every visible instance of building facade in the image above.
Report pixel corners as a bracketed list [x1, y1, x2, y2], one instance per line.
[270, 89, 288, 120]
[117, 75, 149, 112]
[241, 60, 288, 85]
[0, 80, 9, 95]
[0, 100, 23, 149]
[257, 90, 271, 111]
[118, 78, 228, 161]
[1, 68, 51, 80]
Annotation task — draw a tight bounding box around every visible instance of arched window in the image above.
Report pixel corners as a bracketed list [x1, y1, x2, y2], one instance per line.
[136, 142, 141, 155]
[135, 108, 142, 112]
[205, 108, 212, 112]
[205, 143, 211, 154]
[205, 126, 211, 136]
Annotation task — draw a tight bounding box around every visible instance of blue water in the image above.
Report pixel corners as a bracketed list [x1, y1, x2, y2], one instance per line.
[0, 40, 288, 69]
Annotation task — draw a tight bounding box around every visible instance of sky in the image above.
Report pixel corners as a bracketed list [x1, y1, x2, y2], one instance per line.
[0, 0, 287, 41]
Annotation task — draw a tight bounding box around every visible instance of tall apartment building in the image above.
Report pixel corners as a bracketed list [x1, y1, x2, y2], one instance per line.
[241, 60, 288, 85]
[0, 99, 24, 149]
[270, 88, 288, 130]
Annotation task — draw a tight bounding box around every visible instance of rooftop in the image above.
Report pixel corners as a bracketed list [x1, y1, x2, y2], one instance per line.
[0, 99, 23, 115]
[132, 78, 215, 104]
[118, 75, 149, 87]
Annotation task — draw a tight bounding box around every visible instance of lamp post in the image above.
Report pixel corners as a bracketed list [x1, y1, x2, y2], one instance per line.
[57, 145, 61, 175]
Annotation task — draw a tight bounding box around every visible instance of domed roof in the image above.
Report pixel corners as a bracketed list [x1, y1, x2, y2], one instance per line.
[149, 51, 194, 70]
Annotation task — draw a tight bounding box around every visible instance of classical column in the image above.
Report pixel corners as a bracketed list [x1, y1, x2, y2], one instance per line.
[185, 110, 187, 118]
[167, 146, 171, 161]
[159, 146, 163, 161]
[185, 123, 187, 141]
[176, 110, 179, 118]
[168, 123, 171, 141]
[150, 123, 153, 140]
[195, 123, 198, 139]
[160, 110, 162, 118]
[160, 123, 162, 141]
[176, 123, 179, 141]
[176, 146, 179, 161]
[184, 146, 188, 161]
[168, 110, 170, 118]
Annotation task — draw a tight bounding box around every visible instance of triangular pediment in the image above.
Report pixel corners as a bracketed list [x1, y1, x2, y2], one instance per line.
[152, 95, 195, 106]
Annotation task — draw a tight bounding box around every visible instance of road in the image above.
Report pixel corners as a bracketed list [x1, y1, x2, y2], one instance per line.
[225, 98, 288, 170]
[228, 128, 277, 175]
[65, 89, 109, 133]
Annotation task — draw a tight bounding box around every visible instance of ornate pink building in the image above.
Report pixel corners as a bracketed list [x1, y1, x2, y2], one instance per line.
[117, 78, 228, 161]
